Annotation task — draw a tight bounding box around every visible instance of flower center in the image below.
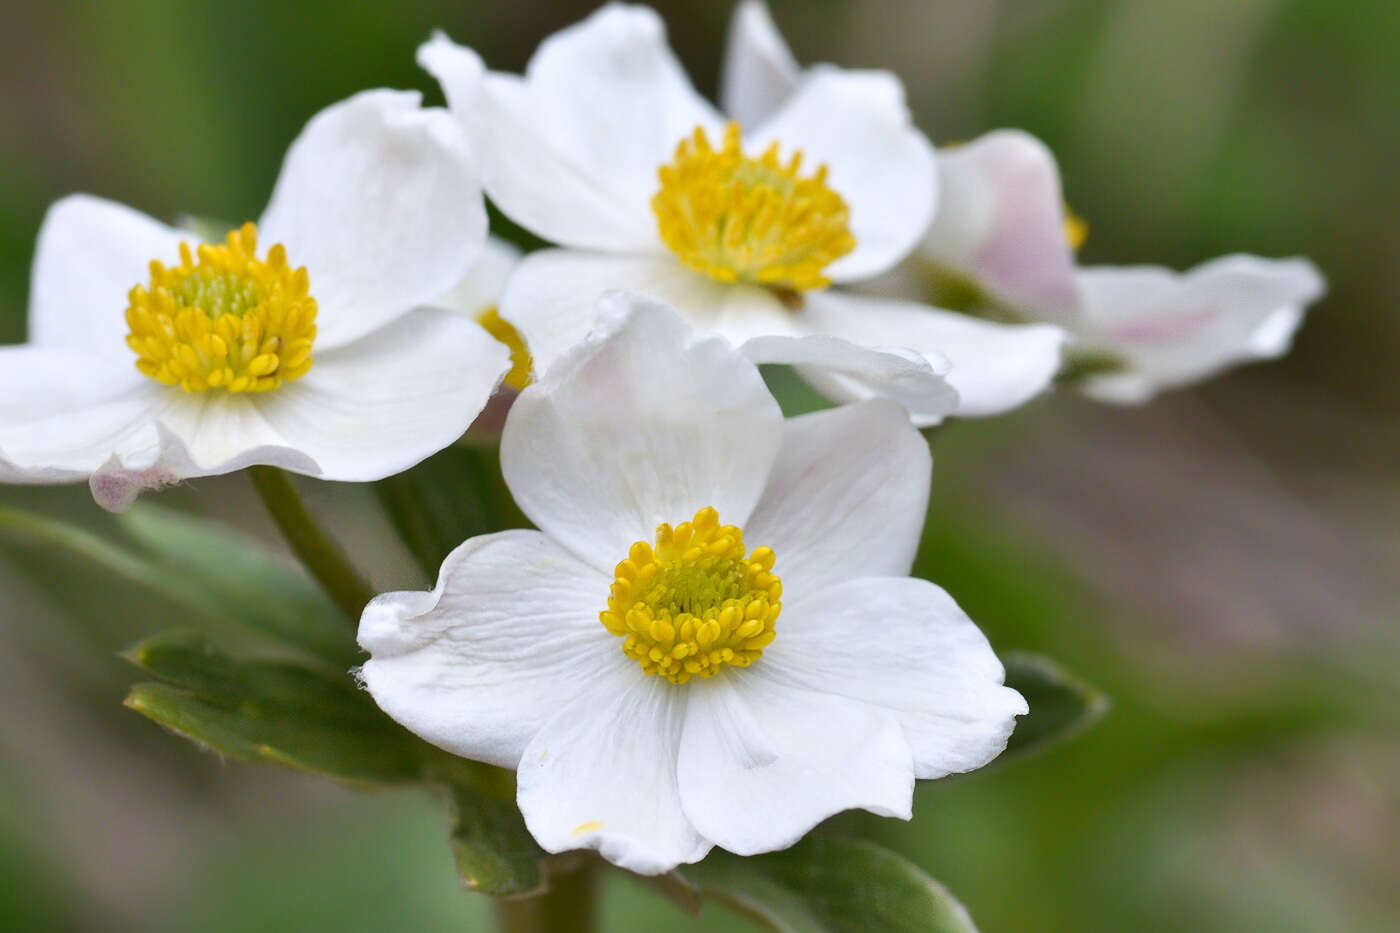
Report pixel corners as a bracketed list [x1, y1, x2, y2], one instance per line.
[125, 222, 317, 393]
[652, 122, 856, 293]
[1064, 204, 1088, 251]
[600, 506, 781, 684]
[476, 306, 532, 391]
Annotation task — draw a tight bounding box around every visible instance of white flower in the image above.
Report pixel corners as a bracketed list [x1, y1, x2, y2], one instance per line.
[914, 128, 1326, 403]
[434, 236, 531, 392]
[358, 293, 1026, 875]
[419, 3, 1066, 425]
[0, 90, 509, 511]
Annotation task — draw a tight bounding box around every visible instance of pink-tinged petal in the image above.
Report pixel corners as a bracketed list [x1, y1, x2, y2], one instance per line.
[923, 130, 1078, 319]
[1074, 255, 1325, 403]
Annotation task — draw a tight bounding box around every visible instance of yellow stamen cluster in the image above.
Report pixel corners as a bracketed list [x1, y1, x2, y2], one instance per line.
[476, 306, 532, 391]
[125, 222, 316, 393]
[601, 507, 781, 684]
[652, 122, 855, 293]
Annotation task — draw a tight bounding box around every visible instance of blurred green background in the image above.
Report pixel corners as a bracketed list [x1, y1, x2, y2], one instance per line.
[2, 1, 1397, 930]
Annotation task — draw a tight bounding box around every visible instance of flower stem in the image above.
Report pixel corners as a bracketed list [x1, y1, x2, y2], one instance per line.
[494, 863, 596, 933]
[248, 466, 374, 622]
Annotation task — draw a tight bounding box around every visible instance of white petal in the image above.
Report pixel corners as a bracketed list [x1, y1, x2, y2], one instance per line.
[88, 416, 320, 513]
[258, 89, 486, 349]
[501, 293, 782, 572]
[434, 236, 521, 318]
[518, 674, 710, 875]
[742, 334, 960, 426]
[28, 195, 187, 358]
[743, 401, 931, 599]
[0, 346, 319, 510]
[499, 248, 795, 385]
[678, 675, 913, 856]
[751, 67, 936, 282]
[358, 529, 621, 768]
[1074, 255, 1325, 404]
[764, 576, 1026, 779]
[720, 0, 802, 127]
[922, 131, 1079, 318]
[803, 291, 1065, 417]
[140, 394, 320, 477]
[252, 309, 507, 482]
[420, 36, 658, 253]
[0, 345, 166, 483]
[420, 8, 722, 253]
[521, 5, 721, 194]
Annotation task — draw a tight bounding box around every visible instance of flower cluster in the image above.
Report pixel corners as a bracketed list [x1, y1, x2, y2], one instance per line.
[2, 0, 1324, 885]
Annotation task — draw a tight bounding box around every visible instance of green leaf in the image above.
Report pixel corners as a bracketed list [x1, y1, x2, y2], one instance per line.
[1001, 652, 1110, 762]
[376, 442, 525, 578]
[118, 503, 357, 665]
[680, 835, 978, 933]
[124, 630, 421, 786]
[445, 780, 546, 897]
[759, 364, 837, 419]
[0, 503, 357, 667]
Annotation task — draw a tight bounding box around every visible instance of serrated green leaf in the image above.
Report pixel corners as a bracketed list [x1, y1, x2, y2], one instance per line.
[0, 503, 357, 667]
[445, 780, 546, 897]
[375, 442, 525, 578]
[680, 835, 978, 933]
[124, 630, 420, 786]
[1001, 652, 1109, 762]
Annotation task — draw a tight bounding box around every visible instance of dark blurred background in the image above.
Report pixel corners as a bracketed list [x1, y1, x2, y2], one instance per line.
[2, 1, 1397, 930]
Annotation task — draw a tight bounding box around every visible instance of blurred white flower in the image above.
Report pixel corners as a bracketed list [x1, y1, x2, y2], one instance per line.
[0, 90, 508, 511]
[420, 3, 1068, 424]
[918, 131, 1082, 323]
[358, 294, 1025, 875]
[914, 114, 1325, 403]
[1070, 256, 1325, 403]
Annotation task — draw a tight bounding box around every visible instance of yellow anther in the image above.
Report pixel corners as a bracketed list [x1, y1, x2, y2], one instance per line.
[1063, 205, 1088, 252]
[652, 122, 855, 293]
[600, 507, 781, 684]
[125, 222, 316, 393]
[476, 306, 533, 391]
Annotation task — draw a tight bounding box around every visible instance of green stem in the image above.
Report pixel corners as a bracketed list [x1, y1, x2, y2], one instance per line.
[248, 466, 374, 622]
[494, 862, 597, 933]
